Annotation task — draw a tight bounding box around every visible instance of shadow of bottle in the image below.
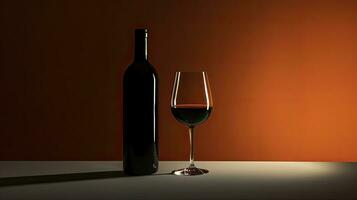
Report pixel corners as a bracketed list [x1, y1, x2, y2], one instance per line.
[0, 171, 172, 187]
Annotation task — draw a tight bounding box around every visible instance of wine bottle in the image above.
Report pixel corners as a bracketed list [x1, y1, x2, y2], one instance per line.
[123, 29, 159, 175]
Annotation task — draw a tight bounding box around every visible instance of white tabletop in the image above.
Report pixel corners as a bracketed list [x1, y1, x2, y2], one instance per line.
[0, 161, 356, 199]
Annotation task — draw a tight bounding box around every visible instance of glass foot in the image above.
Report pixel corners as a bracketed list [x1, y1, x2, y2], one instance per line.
[172, 167, 209, 176]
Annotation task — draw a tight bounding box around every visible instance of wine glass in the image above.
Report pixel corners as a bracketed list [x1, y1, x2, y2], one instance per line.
[170, 71, 213, 176]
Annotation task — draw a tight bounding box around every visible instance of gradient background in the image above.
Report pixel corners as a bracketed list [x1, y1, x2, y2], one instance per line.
[1, 0, 357, 161]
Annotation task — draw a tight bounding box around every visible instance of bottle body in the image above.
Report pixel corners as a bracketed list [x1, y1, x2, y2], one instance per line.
[123, 29, 158, 175]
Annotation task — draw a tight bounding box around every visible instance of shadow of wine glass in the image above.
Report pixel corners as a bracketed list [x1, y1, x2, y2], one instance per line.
[0, 171, 172, 187]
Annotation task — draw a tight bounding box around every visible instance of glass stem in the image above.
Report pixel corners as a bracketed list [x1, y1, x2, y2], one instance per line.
[189, 127, 195, 168]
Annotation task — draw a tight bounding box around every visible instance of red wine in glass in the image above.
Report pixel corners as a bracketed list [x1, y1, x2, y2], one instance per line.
[171, 104, 212, 127]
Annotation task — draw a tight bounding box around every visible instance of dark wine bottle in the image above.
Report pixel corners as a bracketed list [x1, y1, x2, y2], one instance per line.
[123, 29, 158, 175]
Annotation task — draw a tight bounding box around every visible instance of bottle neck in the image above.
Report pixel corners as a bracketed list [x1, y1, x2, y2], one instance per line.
[134, 29, 148, 61]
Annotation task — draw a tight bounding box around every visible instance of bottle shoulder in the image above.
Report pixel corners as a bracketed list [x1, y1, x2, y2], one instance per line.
[125, 61, 157, 74]
[125, 61, 158, 75]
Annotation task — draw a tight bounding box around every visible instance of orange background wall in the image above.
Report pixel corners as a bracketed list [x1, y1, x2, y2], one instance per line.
[1, 0, 357, 161]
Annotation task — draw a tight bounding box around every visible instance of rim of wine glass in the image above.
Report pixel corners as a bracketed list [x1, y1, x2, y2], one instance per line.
[175, 71, 207, 73]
